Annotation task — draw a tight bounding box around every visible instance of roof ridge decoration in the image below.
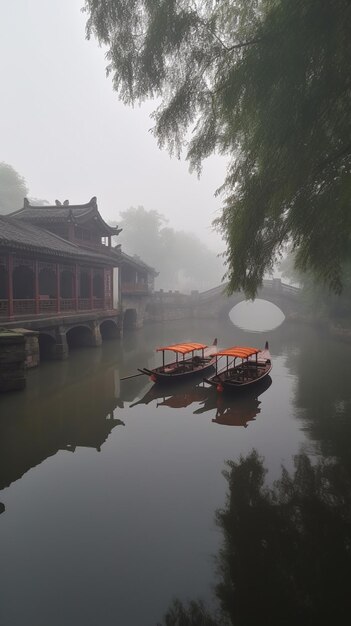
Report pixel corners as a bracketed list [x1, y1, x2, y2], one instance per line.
[22, 196, 98, 210]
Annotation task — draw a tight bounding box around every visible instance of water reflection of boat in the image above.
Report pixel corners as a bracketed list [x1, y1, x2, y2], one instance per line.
[130, 375, 272, 428]
[195, 376, 272, 427]
[130, 380, 210, 409]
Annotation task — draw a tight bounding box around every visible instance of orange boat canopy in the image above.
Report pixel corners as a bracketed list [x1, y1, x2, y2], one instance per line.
[216, 346, 260, 359]
[156, 342, 208, 355]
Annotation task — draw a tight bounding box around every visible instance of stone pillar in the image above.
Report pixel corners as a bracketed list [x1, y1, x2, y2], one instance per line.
[12, 328, 39, 368]
[54, 327, 69, 360]
[91, 321, 102, 347]
[0, 330, 25, 392]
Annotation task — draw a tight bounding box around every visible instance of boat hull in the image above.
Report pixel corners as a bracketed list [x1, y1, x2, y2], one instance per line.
[204, 363, 272, 393]
[140, 359, 216, 385]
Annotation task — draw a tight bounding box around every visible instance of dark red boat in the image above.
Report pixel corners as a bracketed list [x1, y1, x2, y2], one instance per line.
[138, 339, 218, 384]
[204, 342, 272, 393]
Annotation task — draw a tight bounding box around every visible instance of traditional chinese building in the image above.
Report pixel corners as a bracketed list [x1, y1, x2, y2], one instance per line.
[0, 197, 157, 362]
[0, 197, 120, 319]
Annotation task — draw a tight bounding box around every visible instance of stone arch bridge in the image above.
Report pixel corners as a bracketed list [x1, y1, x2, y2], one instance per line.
[193, 279, 303, 319]
[147, 278, 305, 323]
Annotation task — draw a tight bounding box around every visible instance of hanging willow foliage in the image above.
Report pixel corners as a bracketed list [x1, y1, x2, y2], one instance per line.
[84, 0, 351, 296]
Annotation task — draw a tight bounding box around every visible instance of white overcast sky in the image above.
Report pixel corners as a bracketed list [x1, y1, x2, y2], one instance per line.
[0, 0, 227, 251]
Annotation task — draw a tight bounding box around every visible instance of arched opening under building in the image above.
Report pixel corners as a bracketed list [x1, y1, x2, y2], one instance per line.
[38, 333, 57, 360]
[66, 325, 93, 350]
[100, 319, 120, 340]
[123, 308, 137, 330]
[13, 265, 34, 299]
[60, 270, 74, 299]
[229, 299, 285, 332]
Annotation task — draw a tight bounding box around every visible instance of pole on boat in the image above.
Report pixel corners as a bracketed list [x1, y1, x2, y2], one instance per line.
[120, 372, 147, 381]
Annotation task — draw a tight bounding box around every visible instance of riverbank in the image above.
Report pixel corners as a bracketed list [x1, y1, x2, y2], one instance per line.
[286, 312, 351, 343]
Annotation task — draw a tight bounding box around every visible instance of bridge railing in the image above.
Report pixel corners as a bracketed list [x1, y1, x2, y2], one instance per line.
[121, 282, 150, 295]
[197, 278, 301, 302]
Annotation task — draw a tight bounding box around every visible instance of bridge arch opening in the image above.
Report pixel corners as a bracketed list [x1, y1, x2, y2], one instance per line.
[123, 308, 137, 330]
[38, 333, 56, 360]
[229, 299, 285, 332]
[100, 319, 119, 340]
[66, 325, 93, 350]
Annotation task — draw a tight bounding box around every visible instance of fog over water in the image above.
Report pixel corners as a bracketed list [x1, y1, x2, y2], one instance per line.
[1, 314, 351, 626]
[0, 0, 226, 251]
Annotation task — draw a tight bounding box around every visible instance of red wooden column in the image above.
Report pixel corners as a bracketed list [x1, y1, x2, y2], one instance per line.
[74, 264, 79, 311]
[102, 267, 107, 309]
[90, 268, 94, 310]
[56, 263, 61, 313]
[35, 260, 40, 314]
[7, 253, 14, 318]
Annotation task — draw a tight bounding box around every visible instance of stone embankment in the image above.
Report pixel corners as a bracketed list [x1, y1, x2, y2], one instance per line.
[0, 330, 26, 392]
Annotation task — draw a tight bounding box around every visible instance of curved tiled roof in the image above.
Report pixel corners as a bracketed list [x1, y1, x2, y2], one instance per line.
[9, 197, 120, 236]
[0, 216, 118, 266]
[119, 250, 158, 276]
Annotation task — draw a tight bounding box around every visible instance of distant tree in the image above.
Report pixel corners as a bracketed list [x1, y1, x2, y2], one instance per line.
[114, 206, 224, 291]
[28, 197, 50, 206]
[280, 251, 351, 321]
[85, 0, 351, 297]
[0, 162, 28, 214]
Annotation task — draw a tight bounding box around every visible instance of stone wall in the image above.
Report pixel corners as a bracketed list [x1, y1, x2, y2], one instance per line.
[13, 328, 40, 368]
[145, 290, 195, 323]
[0, 330, 26, 392]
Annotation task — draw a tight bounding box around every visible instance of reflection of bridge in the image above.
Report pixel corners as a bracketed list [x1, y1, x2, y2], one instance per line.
[194, 279, 303, 319]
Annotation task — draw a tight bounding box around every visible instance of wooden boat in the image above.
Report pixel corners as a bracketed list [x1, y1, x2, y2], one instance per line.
[204, 342, 272, 393]
[194, 375, 272, 425]
[138, 339, 218, 384]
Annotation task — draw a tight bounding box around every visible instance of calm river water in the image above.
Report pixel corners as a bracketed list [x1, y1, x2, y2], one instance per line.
[1, 314, 351, 625]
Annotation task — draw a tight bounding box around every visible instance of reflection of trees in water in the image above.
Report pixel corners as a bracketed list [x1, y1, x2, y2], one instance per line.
[282, 328, 351, 468]
[158, 450, 351, 625]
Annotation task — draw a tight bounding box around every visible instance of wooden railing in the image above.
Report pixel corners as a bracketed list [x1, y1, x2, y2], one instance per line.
[0, 297, 116, 318]
[13, 299, 36, 315]
[0, 300, 8, 317]
[39, 298, 57, 313]
[78, 298, 91, 310]
[93, 298, 104, 309]
[61, 298, 75, 312]
[121, 282, 149, 294]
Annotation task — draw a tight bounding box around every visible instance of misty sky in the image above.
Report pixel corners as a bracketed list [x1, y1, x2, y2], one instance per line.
[0, 0, 226, 251]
